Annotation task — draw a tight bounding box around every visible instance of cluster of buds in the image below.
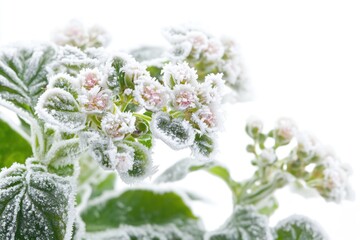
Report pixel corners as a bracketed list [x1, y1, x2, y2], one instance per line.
[36, 23, 235, 183]
[53, 20, 110, 49]
[161, 26, 249, 101]
[245, 117, 353, 203]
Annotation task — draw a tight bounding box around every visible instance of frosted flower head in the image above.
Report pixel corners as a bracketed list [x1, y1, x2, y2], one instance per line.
[101, 111, 136, 140]
[204, 73, 225, 95]
[162, 62, 198, 88]
[192, 106, 218, 133]
[172, 84, 198, 110]
[115, 152, 134, 173]
[78, 86, 111, 113]
[88, 25, 111, 48]
[204, 38, 225, 61]
[53, 20, 89, 48]
[246, 116, 263, 138]
[296, 132, 319, 159]
[121, 61, 149, 82]
[187, 31, 209, 52]
[275, 118, 297, 145]
[134, 76, 168, 111]
[260, 148, 277, 165]
[78, 68, 106, 90]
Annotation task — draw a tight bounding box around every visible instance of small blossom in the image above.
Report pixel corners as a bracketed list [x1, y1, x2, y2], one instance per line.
[124, 88, 133, 96]
[78, 86, 111, 112]
[78, 68, 106, 90]
[260, 148, 277, 165]
[115, 152, 134, 173]
[246, 116, 263, 138]
[187, 31, 209, 52]
[121, 61, 149, 82]
[192, 106, 217, 133]
[53, 20, 89, 48]
[275, 118, 297, 144]
[162, 62, 198, 88]
[204, 38, 225, 61]
[134, 76, 168, 111]
[88, 25, 111, 48]
[101, 111, 136, 140]
[204, 73, 225, 95]
[172, 84, 198, 110]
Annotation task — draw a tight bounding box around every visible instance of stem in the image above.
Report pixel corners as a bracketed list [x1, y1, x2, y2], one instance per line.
[133, 113, 152, 122]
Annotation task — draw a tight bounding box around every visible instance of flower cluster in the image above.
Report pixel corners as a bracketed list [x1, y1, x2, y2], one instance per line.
[161, 25, 249, 101]
[53, 20, 110, 49]
[245, 117, 353, 203]
[36, 25, 232, 183]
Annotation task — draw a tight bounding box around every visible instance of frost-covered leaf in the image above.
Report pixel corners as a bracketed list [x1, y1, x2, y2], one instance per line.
[155, 158, 241, 195]
[81, 188, 204, 240]
[205, 205, 272, 240]
[77, 155, 117, 207]
[45, 138, 81, 176]
[36, 88, 86, 132]
[119, 141, 155, 184]
[274, 215, 329, 240]
[0, 44, 56, 120]
[150, 112, 195, 150]
[0, 119, 32, 169]
[0, 159, 75, 240]
[256, 196, 279, 217]
[192, 133, 216, 160]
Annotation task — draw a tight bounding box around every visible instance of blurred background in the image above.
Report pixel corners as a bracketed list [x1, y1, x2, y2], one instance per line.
[1, 0, 359, 239]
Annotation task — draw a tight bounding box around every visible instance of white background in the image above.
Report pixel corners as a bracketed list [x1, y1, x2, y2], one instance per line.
[1, 0, 359, 239]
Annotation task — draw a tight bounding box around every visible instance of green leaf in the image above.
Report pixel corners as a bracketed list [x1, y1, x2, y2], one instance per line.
[45, 138, 81, 176]
[205, 205, 272, 240]
[0, 119, 32, 169]
[192, 133, 216, 160]
[150, 112, 195, 150]
[36, 88, 86, 132]
[0, 44, 56, 120]
[155, 158, 241, 196]
[81, 188, 204, 240]
[0, 159, 75, 240]
[119, 141, 154, 184]
[256, 195, 279, 217]
[274, 215, 329, 240]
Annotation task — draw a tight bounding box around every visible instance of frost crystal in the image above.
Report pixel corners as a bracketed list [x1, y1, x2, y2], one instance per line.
[192, 106, 217, 133]
[101, 111, 136, 140]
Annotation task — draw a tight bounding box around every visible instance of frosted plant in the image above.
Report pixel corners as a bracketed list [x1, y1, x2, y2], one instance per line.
[0, 21, 353, 240]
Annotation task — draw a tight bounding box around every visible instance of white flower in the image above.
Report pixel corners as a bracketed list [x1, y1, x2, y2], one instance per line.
[323, 164, 353, 203]
[204, 38, 225, 61]
[275, 118, 297, 142]
[78, 68, 106, 90]
[260, 148, 277, 164]
[115, 152, 134, 173]
[192, 106, 217, 133]
[162, 62, 198, 88]
[78, 86, 111, 113]
[121, 60, 149, 81]
[204, 73, 225, 95]
[186, 31, 209, 52]
[88, 25, 111, 47]
[172, 84, 198, 110]
[246, 116, 264, 133]
[53, 20, 89, 47]
[101, 111, 136, 140]
[134, 76, 168, 111]
[124, 88, 133, 96]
